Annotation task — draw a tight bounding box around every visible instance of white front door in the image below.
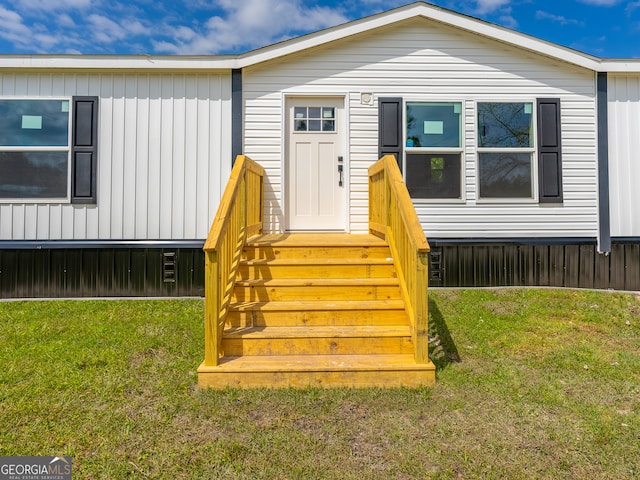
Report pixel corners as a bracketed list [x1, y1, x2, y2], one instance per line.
[286, 97, 346, 231]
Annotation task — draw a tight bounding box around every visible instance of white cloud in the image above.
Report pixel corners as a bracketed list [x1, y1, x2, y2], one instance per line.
[498, 13, 518, 29]
[0, 6, 35, 45]
[122, 19, 150, 36]
[474, 0, 512, 15]
[536, 11, 583, 27]
[577, 0, 621, 5]
[88, 14, 128, 43]
[57, 13, 76, 28]
[86, 14, 151, 45]
[358, 0, 413, 8]
[0, 5, 78, 53]
[154, 0, 349, 54]
[14, 0, 91, 12]
[627, 1, 640, 14]
[0, 5, 25, 29]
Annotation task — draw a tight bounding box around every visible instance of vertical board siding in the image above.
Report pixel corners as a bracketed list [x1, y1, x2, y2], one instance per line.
[429, 241, 640, 291]
[608, 75, 640, 237]
[243, 18, 598, 237]
[0, 72, 232, 241]
[0, 247, 205, 298]
[2, 240, 638, 297]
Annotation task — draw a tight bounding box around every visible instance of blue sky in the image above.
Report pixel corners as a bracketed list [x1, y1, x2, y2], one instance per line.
[0, 0, 639, 58]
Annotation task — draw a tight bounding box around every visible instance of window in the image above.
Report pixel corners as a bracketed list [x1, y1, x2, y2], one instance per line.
[405, 102, 463, 199]
[477, 102, 534, 199]
[294, 106, 336, 132]
[0, 99, 70, 199]
[0, 97, 98, 203]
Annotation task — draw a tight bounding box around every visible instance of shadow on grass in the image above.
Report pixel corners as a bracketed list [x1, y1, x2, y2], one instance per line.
[429, 297, 461, 370]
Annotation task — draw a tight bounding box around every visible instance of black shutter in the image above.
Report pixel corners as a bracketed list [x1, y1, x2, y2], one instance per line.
[378, 97, 403, 172]
[71, 96, 98, 204]
[537, 98, 563, 203]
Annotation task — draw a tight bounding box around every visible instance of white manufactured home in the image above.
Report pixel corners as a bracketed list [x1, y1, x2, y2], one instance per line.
[1, 1, 639, 297]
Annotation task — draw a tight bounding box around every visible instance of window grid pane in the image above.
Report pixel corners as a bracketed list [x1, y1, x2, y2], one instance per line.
[406, 153, 462, 199]
[406, 102, 462, 148]
[0, 99, 69, 147]
[478, 152, 533, 198]
[477, 102, 533, 148]
[293, 106, 336, 132]
[0, 151, 68, 198]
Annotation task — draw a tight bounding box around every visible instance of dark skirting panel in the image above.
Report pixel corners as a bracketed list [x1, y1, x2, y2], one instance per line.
[0, 243, 205, 299]
[2, 239, 639, 298]
[429, 239, 640, 291]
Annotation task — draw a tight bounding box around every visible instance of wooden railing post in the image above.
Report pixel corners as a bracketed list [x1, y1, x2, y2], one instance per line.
[414, 251, 429, 363]
[204, 250, 220, 366]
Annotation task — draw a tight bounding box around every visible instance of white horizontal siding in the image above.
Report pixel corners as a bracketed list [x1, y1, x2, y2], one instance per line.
[608, 74, 640, 237]
[0, 72, 232, 241]
[243, 17, 598, 238]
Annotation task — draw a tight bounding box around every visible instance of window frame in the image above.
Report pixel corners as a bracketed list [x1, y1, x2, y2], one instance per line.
[0, 97, 73, 204]
[403, 99, 466, 203]
[476, 100, 538, 203]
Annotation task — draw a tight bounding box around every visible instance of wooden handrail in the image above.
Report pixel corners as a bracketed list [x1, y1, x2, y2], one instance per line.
[369, 155, 430, 363]
[203, 155, 264, 366]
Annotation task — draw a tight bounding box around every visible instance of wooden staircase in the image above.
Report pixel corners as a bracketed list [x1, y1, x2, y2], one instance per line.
[197, 154, 434, 389]
[197, 233, 435, 388]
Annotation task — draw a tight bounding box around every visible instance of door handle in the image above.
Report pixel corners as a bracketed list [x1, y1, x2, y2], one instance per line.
[338, 156, 344, 187]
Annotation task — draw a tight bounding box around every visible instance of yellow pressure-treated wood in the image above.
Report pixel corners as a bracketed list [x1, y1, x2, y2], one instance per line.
[198, 354, 435, 388]
[199, 160, 435, 386]
[368, 155, 431, 365]
[202, 155, 264, 366]
[226, 307, 408, 328]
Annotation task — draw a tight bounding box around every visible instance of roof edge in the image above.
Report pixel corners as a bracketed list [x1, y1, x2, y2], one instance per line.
[0, 54, 238, 71]
[0, 2, 637, 73]
[236, 1, 604, 71]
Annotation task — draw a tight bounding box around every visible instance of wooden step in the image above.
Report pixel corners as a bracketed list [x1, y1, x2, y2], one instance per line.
[237, 258, 396, 279]
[232, 278, 401, 302]
[227, 300, 408, 327]
[221, 325, 413, 356]
[242, 245, 392, 260]
[197, 354, 436, 388]
[198, 232, 433, 389]
[246, 233, 388, 247]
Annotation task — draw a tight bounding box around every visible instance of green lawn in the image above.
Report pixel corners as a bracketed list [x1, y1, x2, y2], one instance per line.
[1, 289, 639, 479]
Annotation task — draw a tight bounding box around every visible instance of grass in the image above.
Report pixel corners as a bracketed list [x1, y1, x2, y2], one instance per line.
[0, 289, 639, 479]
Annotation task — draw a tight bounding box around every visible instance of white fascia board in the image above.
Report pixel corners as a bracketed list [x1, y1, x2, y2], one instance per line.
[599, 60, 640, 73]
[0, 54, 238, 71]
[237, 2, 603, 71]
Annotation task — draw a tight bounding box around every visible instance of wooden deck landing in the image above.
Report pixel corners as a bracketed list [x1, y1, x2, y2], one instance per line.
[197, 233, 435, 388]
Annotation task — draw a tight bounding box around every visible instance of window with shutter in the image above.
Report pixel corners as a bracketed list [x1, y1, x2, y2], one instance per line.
[477, 102, 535, 200]
[405, 101, 463, 199]
[0, 96, 98, 204]
[377, 97, 563, 204]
